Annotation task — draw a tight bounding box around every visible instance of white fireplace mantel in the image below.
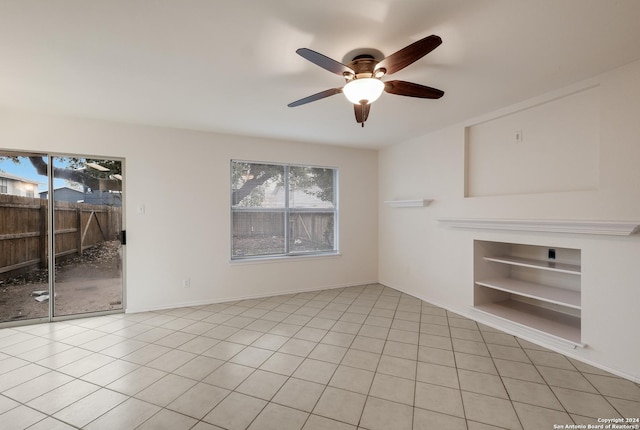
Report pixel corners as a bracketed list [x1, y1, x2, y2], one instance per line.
[438, 218, 640, 236]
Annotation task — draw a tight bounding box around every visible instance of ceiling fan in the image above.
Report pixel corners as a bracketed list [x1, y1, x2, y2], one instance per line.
[288, 35, 445, 127]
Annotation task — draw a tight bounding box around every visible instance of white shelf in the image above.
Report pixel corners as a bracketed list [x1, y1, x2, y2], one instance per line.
[384, 199, 432, 208]
[475, 300, 584, 347]
[439, 218, 640, 236]
[484, 255, 581, 275]
[476, 278, 581, 309]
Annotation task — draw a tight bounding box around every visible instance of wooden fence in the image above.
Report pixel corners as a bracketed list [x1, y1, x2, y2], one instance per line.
[0, 194, 121, 280]
[233, 211, 334, 247]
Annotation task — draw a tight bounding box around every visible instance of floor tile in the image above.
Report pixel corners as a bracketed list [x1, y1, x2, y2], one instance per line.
[0, 404, 47, 429]
[308, 343, 347, 364]
[27, 379, 101, 415]
[293, 358, 337, 384]
[26, 416, 77, 430]
[302, 414, 356, 430]
[236, 369, 287, 400]
[415, 381, 464, 417]
[461, 391, 522, 429]
[537, 365, 598, 392]
[173, 355, 225, 380]
[513, 402, 572, 430]
[136, 407, 199, 430]
[369, 372, 415, 405]
[328, 365, 374, 394]
[383, 340, 418, 360]
[228, 345, 273, 367]
[341, 349, 380, 371]
[202, 340, 245, 360]
[487, 344, 529, 363]
[502, 377, 564, 410]
[376, 355, 416, 379]
[0, 393, 20, 413]
[350, 336, 385, 353]
[146, 348, 197, 372]
[417, 361, 459, 388]
[454, 351, 497, 374]
[458, 369, 508, 398]
[53, 387, 128, 428]
[272, 377, 325, 412]
[583, 373, 640, 401]
[251, 333, 289, 350]
[493, 358, 544, 383]
[360, 396, 413, 430]
[203, 362, 254, 390]
[525, 349, 575, 370]
[321, 331, 355, 347]
[106, 366, 167, 396]
[203, 391, 267, 430]
[279, 338, 317, 356]
[3, 370, 73, 403]
[167, 382, 230, 419]
[84, 397, 160, 430]
[259, 351, 304, 376]
[226, 329, 263, 345]
[551, 386, 621, 418]
[313, 386, 366, 425]
[248, 403, 308, 430]
[134, 373, 196, 406]
[387, 328, 419, 344]
[0, 363, 50, 391]
[417, 345, 455, 366]
[413, 407, 467, 430]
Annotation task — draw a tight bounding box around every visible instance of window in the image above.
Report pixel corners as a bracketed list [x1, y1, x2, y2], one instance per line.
[0, 178, 7, 194]
[231, 161, 337, 259]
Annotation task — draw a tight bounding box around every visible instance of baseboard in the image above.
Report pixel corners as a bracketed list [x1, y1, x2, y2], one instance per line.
[125, 279, 380, 314]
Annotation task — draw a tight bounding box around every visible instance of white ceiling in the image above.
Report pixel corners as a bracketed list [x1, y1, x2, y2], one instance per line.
[2, 0, 640, 149]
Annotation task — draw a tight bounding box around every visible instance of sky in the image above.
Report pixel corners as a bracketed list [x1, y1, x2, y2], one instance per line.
[0, 156, 69, 192]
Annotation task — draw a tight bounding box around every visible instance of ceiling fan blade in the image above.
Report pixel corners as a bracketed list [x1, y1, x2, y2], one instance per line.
[288, 87, 343, 107]
[384, 80, 444, 99]
[375, 35, 442, 75]
[296, 48, 355, 76]
[354, 103, 370, 126]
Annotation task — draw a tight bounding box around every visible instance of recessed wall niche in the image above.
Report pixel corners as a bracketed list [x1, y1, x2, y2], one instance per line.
[464, 86, 600, 197]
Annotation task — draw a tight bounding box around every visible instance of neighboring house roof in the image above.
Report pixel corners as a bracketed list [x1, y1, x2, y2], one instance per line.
[0, 171, 39, 185]
[39, 186, 84, 196]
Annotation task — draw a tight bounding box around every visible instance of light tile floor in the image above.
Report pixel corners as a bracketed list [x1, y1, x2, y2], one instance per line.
[0, 284, 638, 429]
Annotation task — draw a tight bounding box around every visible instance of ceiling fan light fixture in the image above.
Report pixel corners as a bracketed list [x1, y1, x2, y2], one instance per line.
[343, 78, 384, 105]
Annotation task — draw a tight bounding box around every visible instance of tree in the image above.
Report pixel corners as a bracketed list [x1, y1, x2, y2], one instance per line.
[232, 161, 334, 207]
[0, 156, 121, 191]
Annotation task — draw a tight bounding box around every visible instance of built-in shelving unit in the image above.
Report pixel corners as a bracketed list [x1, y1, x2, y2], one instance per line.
[474, 240, 584, 347]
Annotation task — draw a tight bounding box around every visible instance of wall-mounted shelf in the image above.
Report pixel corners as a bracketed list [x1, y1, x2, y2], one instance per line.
[384, 199, 433, 208]
[439, 218, 640, 236]
[483, 256, 581, 275]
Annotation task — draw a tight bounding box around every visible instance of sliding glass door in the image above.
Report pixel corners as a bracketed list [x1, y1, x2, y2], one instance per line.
[0, 151, 124, 325]
[51, 156, 124, 317]
[0, 153, 50, 324]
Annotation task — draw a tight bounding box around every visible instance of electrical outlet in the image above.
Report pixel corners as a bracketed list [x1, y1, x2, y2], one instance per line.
[182, 278, 191, 288]
[515, 130, 523, 143]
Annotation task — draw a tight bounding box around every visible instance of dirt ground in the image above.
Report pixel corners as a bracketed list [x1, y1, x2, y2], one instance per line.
[0, 240, 123, 322]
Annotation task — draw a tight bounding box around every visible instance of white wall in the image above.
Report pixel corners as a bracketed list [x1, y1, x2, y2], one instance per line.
[379, 59, 640, 381]
[0, 109, 378, 311]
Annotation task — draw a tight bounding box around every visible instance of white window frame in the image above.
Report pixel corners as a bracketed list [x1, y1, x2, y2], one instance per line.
[231, 160, 338, 260]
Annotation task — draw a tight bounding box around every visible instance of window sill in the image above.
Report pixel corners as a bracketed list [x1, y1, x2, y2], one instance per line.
[229, 252, 341, 265]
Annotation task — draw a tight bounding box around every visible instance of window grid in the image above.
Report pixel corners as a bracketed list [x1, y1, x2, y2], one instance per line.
[231, 161, 337, 260]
